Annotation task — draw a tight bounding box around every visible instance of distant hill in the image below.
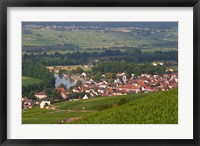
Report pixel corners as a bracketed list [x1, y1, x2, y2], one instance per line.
[23, 22, 177, 29]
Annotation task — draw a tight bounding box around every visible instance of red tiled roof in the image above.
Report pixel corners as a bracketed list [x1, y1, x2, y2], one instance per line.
[56, 88, 65, 93]
[35, 92, 46, 95]
[102, 93, 108, 97]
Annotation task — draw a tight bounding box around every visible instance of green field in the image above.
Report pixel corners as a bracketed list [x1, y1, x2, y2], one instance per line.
[22, 88, 178, 124]
[22, 76, 42, 87]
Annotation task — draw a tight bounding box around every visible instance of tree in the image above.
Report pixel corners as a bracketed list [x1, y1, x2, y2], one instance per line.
[45, 88, 52, 96]
[75, 67, 84, 74]
[50, 89, 61, 99]
[92, 72, 102, 81]
[57, 83, 67, 89]
[28, 91, 35, 99]
[76, 80, 82, 87]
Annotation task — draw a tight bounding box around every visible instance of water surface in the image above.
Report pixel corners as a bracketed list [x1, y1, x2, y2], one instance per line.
[54, 74, 75, 88]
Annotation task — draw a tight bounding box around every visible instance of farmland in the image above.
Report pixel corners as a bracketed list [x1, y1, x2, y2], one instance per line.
[47, 65, 91, 72]
[22, 23, 178, 54]
[23, 29, 154, 47]
[22, 88, 178, 124]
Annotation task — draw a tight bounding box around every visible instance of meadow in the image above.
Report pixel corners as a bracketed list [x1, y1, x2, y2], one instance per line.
[22, 89, 178, 124]
[22, 76, 42, 87]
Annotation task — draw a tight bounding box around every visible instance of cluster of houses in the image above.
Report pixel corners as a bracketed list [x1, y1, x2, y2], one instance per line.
[39, 24, 160, 35]
[40, 25, 104, 32]
[22, 97, 51, 109]
[71, 72, 178, 97]
[22, 88, 68, 109]
[22, 72, 178, 110]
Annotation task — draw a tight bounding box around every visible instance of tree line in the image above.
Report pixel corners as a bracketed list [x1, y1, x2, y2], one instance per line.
[91, 62, 167, 80]
[22, 49, 178, 66]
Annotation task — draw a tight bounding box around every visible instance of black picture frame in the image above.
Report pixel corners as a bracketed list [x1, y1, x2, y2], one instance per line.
[0, 0, 199, 146]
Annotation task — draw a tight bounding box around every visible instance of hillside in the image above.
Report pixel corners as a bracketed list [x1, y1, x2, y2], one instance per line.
[70, 88, 178, 124]
[22, 22, 178, 52]
[22, 89, 178, 124]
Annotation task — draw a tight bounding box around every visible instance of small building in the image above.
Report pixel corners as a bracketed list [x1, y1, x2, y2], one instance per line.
[81, 72, 87, 78]
[34, 92, 47, 99]
[116, 72, 127, 83]
[141, 74, 151, 78]
[56, 88, 67, 99]
[40, 101, 51, 108]
[23, 97, 33, 109]
[82, 94, 89, 100]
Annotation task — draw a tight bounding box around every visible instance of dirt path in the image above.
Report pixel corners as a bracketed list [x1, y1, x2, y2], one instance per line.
[48, 105, 58, 110]
[67, 109, 95, 113]
[62, 116, 82, 123]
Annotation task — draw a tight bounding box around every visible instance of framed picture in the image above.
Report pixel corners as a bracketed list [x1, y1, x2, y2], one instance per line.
[0, 0, 199, 145]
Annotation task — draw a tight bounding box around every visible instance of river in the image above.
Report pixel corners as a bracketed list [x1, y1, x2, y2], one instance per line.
[54, 74, 75, 88]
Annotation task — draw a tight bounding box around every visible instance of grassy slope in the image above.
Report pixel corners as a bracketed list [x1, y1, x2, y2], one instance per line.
[22, 76, 42, 87]
[22, 106, 90, 124]
[54, 93, 149, 111]
[22, 89, 178, 124]
[71, 89, 178, 124]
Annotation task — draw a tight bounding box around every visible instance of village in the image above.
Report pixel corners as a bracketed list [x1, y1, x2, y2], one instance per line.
[22, 70, 178, 110]
[21, 22, 179, 124]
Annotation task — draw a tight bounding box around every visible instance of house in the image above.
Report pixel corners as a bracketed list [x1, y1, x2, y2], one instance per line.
[142, 86, 153, 93]
[60, 92, 67, 99]
[34, 92, 47, 99]
[40, 101, 51, 108]
[102, 93, 109, 97]
[23, 97, 34, 109]
[152, 62, 157, 66]
[117, 84, 140, 94]
[98, 87, 106, 94]
[116, 72, 127, 83]
[152, 62, 164, 66]
[141, 74, 151, 78]
[81, 72, 87, 78]
[56, 88, 67, 99]
[82, 94, 89, 100]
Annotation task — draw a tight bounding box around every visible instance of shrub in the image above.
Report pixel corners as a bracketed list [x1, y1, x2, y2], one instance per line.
[118, 98, 129, 105]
